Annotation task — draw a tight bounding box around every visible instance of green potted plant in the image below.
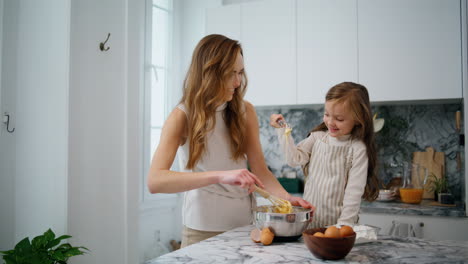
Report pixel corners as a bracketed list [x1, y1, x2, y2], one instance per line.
[1, 229, 88, 264]
[426, 174, 449, 202]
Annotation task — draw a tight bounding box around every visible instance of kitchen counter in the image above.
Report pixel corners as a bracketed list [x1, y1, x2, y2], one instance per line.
[146, 225, 468, 264]
[361, 199, 465, 217]
[263, 193, 466, 217]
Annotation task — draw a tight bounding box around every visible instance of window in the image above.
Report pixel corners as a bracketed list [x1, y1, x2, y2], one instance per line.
[143, 0, 176, 203]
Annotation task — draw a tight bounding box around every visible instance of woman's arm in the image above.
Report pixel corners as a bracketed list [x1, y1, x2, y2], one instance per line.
[147, 107, 264, 194]
[244, 102, 313, 209]
[337, 142, 368, 225]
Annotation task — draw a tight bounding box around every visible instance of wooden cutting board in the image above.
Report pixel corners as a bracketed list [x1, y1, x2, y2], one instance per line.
[412, 147, 445, 199]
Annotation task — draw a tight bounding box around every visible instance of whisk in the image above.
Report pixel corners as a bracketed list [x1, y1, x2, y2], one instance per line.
[277, 119, 292, 136]
[254, 186, 292, 213]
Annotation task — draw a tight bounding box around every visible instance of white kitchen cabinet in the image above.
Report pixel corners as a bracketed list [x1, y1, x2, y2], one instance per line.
[297, 0, 358, 105]
[358, 0, 462, 102]
[206, 0, 464, 105]
[359, 212, 468, 241]
[205, 0, 296, 106]
[240, 0, 296, 106]
[205, 4, 240, 41]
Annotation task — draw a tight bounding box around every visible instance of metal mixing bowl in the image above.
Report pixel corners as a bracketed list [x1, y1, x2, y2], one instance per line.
[253, 205, 312, 241]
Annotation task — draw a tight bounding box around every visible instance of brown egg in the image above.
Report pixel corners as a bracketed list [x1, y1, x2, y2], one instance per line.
[340, 225, 354, 237]
[260, 227, 275, 245]
[324, 226, 341, 238]
[313, 232, 325, 237]
[250, 228, 261, 243]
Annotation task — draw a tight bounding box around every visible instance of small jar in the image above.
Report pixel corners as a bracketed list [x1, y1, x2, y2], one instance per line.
[386, 172, 402, 197]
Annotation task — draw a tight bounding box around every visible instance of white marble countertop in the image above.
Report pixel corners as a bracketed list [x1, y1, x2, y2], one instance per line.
[147, 225, 468, 264]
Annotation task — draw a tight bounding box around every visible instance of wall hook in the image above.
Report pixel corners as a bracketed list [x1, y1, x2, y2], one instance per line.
[99, 33, 111, 51]
[3, 113, 15, 133]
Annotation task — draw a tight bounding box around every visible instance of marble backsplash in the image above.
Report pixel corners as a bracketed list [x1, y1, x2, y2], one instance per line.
[255, 102, 465, 201]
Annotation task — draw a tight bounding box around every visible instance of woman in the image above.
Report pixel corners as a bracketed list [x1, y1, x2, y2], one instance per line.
[147, 34, 313, 247]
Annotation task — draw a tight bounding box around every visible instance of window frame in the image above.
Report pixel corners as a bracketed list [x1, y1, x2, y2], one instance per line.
[142, 0, 177, 204]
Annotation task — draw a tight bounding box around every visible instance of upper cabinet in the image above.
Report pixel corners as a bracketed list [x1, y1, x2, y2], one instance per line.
[241, 0, 296, 106]
[358, 0, 462, 101]
[206, 0, 464, 105]
[207, 0, 296, 106]
[297, 0, 358, 104]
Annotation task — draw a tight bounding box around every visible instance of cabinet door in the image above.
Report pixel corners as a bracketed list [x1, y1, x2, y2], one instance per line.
[359, 213, 468, 241]
[358, 0, 462, 102]
[206, 4, 240, 41]
[241, 0, 296, 106]
[297, 0, 358, 105]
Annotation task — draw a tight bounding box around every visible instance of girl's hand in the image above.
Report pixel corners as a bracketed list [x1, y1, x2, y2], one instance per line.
[218, 169, 265, 191]
[270, 114, 285, 128]
[288, 195, 315, 211]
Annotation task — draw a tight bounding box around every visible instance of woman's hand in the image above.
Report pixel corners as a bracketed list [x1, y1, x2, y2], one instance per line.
[218, 169, 265, 191]
[269, 114, 285, 128]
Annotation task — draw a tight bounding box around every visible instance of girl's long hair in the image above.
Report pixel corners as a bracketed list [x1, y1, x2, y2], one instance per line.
[311, 82, 379, 201]
[180, 34, 248, 169]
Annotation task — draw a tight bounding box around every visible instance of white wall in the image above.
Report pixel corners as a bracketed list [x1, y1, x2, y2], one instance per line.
[0, 1, 141, 263]
[15, 0, 70, 241]
[0, 0, 3, 107]
[0, 0, 70, 250]
[126, 0, 144, 262]
[68, 0, 140, 263]
[0, 0, 16, 251]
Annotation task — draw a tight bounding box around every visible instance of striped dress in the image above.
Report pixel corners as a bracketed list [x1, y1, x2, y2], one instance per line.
[277, 129, 368, 228]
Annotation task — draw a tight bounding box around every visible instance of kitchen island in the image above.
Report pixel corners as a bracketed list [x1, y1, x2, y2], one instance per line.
[146, 225, 468, 263]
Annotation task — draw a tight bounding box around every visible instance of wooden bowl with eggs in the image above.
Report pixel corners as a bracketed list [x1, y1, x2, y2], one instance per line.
[303, 226, 356, 260]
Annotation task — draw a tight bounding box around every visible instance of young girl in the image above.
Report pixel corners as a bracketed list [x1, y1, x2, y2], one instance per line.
[270, 82, 379, 228]
[147, 34, 312, 247]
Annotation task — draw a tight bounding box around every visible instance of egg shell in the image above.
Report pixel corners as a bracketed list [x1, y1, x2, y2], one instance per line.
[260, 227, 275, 245]
[250, 228, 261, 243]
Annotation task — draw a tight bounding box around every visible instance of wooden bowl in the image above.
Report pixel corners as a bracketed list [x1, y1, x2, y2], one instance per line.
[303, 228, 356, 260]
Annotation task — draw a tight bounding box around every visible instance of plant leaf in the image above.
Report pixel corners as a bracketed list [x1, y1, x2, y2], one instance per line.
[55, 235, 71, 242]
[2, 254, 16, 264]
[31, 235, 48, 250]
[55, 243, 72, 251]
[50, 250, 66, 261]
[0, 249, 15, 255]
[45, 235, 70, 249]
[14, 237, 32, 251]
[43, 229, 55, 242]
[64, 247, 86, 257]
[3, 229, 88, 264]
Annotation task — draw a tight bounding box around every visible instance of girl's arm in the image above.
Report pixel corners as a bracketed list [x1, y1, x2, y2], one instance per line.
[244, 102, 313, 209]
[337, 142, 368, 226]
[270, 114, 316, 167]
[147, 107, 264, 194]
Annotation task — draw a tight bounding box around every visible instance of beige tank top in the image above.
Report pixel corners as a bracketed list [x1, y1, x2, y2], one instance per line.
[177, 103, 254, 232]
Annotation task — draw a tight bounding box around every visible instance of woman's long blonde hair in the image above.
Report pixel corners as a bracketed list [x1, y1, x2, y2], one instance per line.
[310, 82, 380, 201]
[180, 34, 248, 169]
